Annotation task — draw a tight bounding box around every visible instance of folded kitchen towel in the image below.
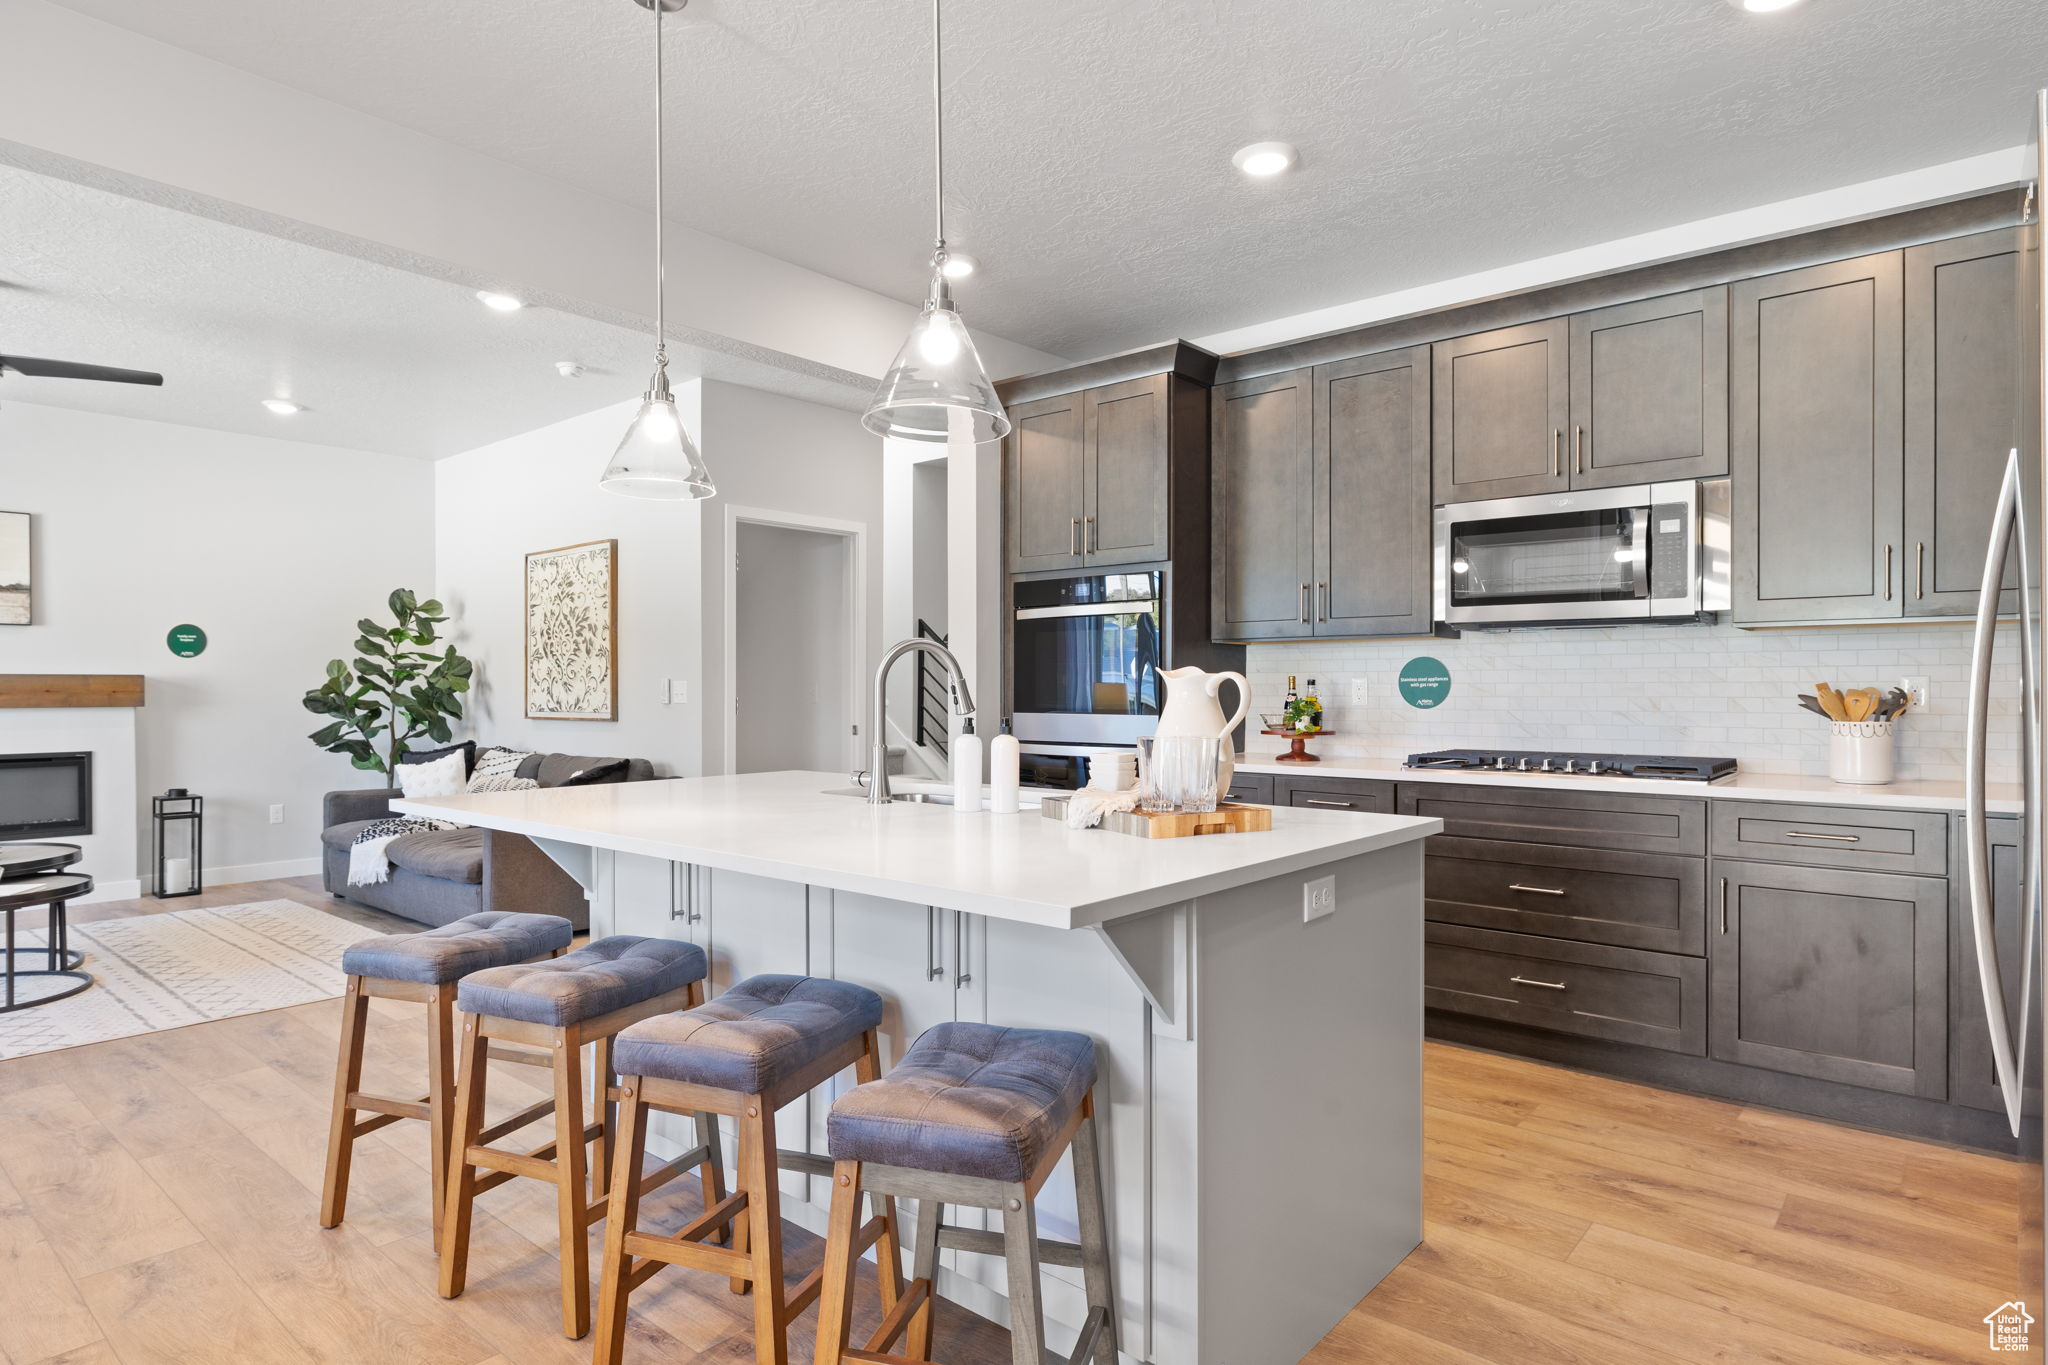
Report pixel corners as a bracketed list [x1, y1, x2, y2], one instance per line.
[1066, 787, 1141, 830]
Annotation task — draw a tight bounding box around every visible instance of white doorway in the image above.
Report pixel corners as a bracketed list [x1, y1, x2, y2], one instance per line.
[726, 509, 864, 775]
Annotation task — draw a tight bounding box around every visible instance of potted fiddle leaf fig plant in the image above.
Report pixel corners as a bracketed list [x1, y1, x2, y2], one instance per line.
[303, 589, 475, 776]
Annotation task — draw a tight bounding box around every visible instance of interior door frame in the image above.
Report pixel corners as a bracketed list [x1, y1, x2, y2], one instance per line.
[722, 504, 867, 777]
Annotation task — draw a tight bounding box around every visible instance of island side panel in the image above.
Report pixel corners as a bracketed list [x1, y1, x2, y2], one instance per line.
[1194, 842, 1425, 1365]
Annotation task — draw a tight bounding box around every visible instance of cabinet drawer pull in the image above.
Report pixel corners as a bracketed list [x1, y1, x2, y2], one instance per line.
[1916, 541, 1925, 600]
[1070, 518, 1081, 555]
[1086, 515, 1097, 552]
[1508, 883, 1567, 896]
[1573, 424, 1584, 476]
[1884, 544, 1894, 601]
[1784, 830, 1861, 842]
[1317, 582, 1328, 621]
[1299, 583, 1310, 623]
[1719, 876, 1729, 935]
[1511, 975, 1567, 991]
[1552, 428, 1562, 478]
[1304, 798, 1356, 808]
[926, 905, 944, 981]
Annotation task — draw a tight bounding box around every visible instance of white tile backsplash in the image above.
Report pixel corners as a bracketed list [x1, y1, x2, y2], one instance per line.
[1247, 620, 2023, 784]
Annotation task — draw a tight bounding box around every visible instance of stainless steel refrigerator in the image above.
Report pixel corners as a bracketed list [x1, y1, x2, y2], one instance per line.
[1965, 88, 2047, 1355]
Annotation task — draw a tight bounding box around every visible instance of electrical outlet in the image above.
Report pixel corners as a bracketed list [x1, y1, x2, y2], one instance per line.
[1901, 676, 1929, 709]
[666, 679, 689, 704]
[268, 804, 285, 825]
[1349, 677, 1368, 705]
[1303, 874, 1336, 923]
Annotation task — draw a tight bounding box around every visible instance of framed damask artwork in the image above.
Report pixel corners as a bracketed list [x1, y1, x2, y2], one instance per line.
[524, 539, 617, 721]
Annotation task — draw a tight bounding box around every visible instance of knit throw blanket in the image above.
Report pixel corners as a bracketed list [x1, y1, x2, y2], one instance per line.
[348, 816, 462, 886]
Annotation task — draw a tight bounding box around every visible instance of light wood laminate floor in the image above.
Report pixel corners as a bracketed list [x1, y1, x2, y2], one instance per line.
[0, 878, 2021, 1364]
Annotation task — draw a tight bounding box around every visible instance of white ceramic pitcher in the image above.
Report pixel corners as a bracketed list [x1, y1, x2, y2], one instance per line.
[1155, 666, 1251, 794]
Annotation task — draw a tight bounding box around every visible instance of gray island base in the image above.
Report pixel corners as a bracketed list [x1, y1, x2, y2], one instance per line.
[396, 771, 1439, 1364]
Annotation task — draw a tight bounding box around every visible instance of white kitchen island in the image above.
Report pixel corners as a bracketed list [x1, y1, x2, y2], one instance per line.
[396, 770, 1439, 1365]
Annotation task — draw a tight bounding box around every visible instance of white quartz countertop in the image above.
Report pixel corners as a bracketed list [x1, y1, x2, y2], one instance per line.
[394, 770, 1440, 931]
[1236, 751, 2023, 814]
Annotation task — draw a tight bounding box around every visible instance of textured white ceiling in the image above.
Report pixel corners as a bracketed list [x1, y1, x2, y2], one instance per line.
[44, 0, 2044, 360]
[0, 163, 820, 458]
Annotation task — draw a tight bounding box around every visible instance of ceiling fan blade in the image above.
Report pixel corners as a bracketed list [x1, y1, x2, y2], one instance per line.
[0, 354, 164, 386]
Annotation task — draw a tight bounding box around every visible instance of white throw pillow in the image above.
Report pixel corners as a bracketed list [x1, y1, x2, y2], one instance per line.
[398, 749, 468, 798]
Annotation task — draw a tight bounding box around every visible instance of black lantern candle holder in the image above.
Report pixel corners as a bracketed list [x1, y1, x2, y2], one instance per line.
[151, 788, 203, 898]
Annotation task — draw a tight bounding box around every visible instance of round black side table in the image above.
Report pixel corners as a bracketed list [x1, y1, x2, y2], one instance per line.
[0, 871, 95, 1012]
[0, 842, 84, 881]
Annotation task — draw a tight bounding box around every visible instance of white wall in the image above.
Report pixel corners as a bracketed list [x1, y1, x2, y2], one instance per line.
[734, 523, 852, 774]
[433, 379, 884, 778]
[0, 401, 435, 895]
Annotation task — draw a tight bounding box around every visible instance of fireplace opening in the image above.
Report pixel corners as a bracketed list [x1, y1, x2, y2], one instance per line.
[0, 752, 93, 839]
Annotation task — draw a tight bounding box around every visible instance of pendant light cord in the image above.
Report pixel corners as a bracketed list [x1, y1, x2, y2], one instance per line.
[654, 0, 667, 370]
[931, 0, 945, 260]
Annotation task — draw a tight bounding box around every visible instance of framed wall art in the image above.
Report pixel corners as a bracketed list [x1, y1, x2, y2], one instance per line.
[524, 538, 617, 721]
[0, 511, 29, 626]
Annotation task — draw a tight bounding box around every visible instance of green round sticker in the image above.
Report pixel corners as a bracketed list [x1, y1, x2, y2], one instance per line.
[1397, 656, 1451, 709]
[166, 624, 207, 658]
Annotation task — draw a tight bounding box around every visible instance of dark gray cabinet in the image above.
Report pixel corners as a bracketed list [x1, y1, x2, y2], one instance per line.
[1426, 923, 1707, 1055]
[1951, 814, 2027, 1113]
[1423, 836, 1707, 956]
[1709, 857, 1947, 1099]
[1709, 800, 1948, 877]
[1272, 775, 1396, 813]
[1432, 318, 1570, 501]
[1905, 228, 2023, 615]
[1731, 251, 1906, 623]
[1224, 772, 1274, 805]
[1005, 376, 1170, 573]
[1211, 351, 1433, 642]
[1397, 782, 1707, 856]
[1005, 390, 1086, 573]
[1210, 368, 1314, 640]
[1567, 288, 1729, 491]
[1314, 346, 1433, 636]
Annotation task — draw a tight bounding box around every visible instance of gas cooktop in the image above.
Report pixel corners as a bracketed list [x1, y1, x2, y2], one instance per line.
[1405, 749, 1738, 782]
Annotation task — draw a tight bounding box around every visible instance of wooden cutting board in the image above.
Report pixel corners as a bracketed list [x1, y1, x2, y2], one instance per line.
[1042, 797, 1273, 838]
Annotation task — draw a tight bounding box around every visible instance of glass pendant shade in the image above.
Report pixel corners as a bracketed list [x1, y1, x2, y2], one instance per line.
[600, 366, 714, 500]
[863, 281, 1011, 444]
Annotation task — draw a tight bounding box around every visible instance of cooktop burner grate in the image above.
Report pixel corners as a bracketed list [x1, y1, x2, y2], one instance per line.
[1404, 749, 1738, 782]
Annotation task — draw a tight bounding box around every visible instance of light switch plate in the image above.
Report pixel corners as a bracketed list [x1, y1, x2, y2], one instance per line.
[1303, 874, 1336, 923]
[666, 679, 689, 704]
[269, 804, 285, 825]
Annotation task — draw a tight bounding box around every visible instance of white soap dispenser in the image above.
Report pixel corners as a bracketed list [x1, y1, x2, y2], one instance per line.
[952, 717, 982, 812]
[989, 718, 1021, 814]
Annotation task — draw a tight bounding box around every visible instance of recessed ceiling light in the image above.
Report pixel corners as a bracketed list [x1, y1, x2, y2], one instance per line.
[476, 290, 525, 312]
[261, 398, 301, 415]
[940, 253, 977, 280]
[1232, 141, 1299, 177]
[1729, 0, 1804, 11]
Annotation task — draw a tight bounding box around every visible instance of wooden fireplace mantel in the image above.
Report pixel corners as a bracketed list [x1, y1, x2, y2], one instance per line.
[0, 674, 147, 708]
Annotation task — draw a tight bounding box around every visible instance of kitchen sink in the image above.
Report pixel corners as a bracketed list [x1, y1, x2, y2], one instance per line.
[821, 785, 1046, 808]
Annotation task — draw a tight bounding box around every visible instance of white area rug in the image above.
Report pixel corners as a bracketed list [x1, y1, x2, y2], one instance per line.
[0, 899, 380, 1060]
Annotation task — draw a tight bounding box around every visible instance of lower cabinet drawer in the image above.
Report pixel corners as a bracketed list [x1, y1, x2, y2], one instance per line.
[1425, 923, 1707, 1055]
[1273, 775, 1396, 813]
[1424, 836, 1706, 956]
[1225, 773, 1274, 804]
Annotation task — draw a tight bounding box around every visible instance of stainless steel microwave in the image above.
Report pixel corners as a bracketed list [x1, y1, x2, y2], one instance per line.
[1433, 480, 1730, 627]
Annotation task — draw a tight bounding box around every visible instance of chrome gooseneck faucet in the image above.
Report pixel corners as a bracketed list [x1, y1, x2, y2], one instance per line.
[867, 638, 975, 804]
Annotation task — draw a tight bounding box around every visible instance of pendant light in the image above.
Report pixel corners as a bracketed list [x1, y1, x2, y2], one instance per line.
[601, 0, 715, 499]
[861, 0, 1011, 445]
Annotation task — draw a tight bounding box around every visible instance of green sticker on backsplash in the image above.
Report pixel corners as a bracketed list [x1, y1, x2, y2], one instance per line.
[166, 624, 207, 658]
[1398, 656, 1451, 708]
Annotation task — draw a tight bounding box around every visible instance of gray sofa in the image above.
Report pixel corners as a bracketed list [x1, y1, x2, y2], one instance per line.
[321, 751, 655, 930]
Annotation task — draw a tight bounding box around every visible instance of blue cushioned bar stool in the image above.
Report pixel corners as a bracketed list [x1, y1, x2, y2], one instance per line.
[813, 1022, 1115, 1365]
[321, 909, 575, 1247]
[592, 974, 900, 1365]
[439, 934, 714, 1339]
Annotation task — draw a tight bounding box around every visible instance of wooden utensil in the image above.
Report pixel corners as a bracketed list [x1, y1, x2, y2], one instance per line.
[1813, 684, 1849, 721]
[1843, 688, 1878, 722]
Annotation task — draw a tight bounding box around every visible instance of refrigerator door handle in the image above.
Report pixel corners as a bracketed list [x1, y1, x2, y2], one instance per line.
[2014, 449, 2041, 1113]
[1968, 450, 2026, 1137]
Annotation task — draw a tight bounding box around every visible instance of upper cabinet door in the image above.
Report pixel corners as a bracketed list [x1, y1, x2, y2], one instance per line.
[1005, 391, 1086, 573]
[1567, 288, 1729, 491]
[1432, 318, 1570, 503]
[1731, 252, 1905, 623]
[1905, 228, 2023, 616]
[1082, 374, 1171, 567]
[1314, 347, 1434, 637]
[1211, 369, 1315, 640]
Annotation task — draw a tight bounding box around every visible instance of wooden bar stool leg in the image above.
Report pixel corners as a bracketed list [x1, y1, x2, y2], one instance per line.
[425, 987, 456, 1251]
[590, 1032, 616, 1207]
[729, 1114, 753, 1294]
[592, 1080, 650, 1365]
[1000, 1188, 1046, 1365]
[439, 1015, 491, 1298]
[696, 1107, 729, 1244]
[552, 1023, 592, 1339]
[907, 1196, 941, 1362]
[739, 1098, 787, 1365]
[813, 1159, 866, 1365]
[319, 976, 370, 1229]
[852, 1032, 904, 1312]
[1070, 1097, 1118, 1365]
